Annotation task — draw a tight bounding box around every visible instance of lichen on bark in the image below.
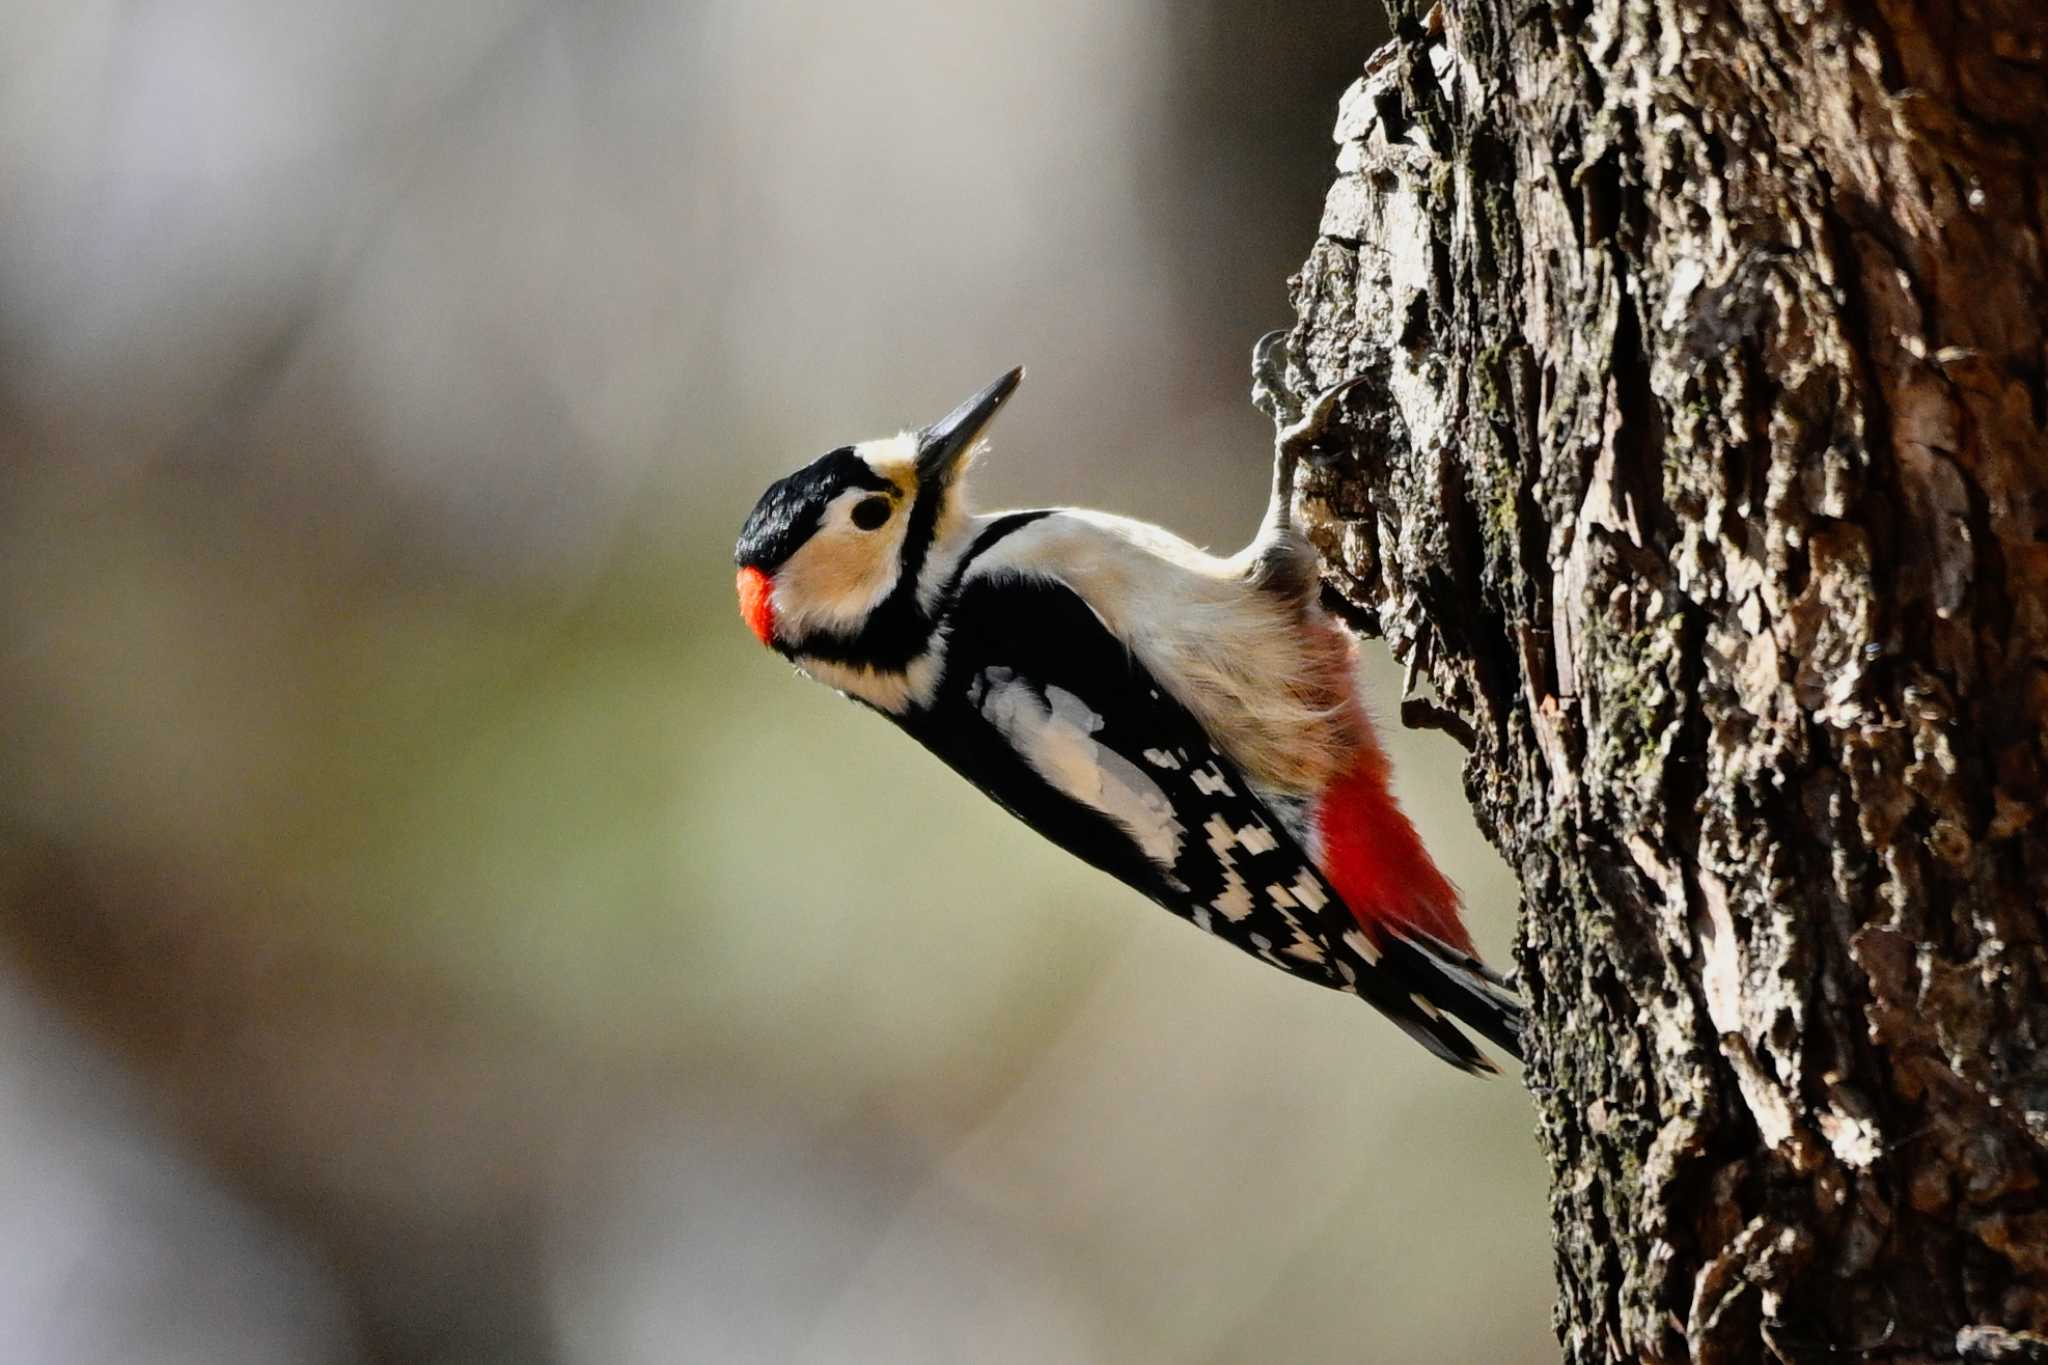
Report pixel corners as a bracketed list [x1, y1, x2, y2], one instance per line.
[1273, 1, 2048, 1359]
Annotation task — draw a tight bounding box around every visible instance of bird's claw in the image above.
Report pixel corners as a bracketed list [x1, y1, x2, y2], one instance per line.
[1250, 328, 1303, 427]
[1266, 369, 1371, 522]
[1276, 371, 1370, 466]
[1254, 328, 1370, 526]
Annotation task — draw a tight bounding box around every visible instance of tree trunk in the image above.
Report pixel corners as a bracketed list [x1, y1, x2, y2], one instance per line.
[1272, 1, 2048, 1360]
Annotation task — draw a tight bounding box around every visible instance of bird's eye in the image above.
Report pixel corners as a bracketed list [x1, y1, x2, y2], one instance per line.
[851, 495, 893, 531]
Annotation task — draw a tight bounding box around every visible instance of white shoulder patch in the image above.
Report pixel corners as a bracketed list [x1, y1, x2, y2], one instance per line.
[969, 667, 1185, 871]
[958, 509, 1361, 796]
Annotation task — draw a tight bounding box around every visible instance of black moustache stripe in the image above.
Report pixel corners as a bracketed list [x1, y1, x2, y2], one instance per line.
[793, 509, 1053, 674]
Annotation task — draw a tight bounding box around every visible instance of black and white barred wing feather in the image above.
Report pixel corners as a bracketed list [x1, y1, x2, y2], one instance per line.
[905, 573, 1503, 1072]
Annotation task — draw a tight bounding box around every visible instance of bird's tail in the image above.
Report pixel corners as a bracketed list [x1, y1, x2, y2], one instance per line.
[1331, 924, 1522, 1075]
[1382, 928, 1526, 1062]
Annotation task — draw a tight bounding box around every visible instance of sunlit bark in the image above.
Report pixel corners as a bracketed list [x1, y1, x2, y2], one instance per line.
[1278, 2, 2048, 1358]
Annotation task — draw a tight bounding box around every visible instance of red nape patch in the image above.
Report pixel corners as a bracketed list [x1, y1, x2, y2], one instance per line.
[736, 567, 777, 646]
[1315, 753, 1476, 954]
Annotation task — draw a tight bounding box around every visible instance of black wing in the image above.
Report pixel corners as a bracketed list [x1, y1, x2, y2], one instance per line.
[900, 572, 1507, 1072]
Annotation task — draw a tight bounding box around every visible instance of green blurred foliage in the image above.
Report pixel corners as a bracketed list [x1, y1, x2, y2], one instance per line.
[0, 4, 1552, 1362]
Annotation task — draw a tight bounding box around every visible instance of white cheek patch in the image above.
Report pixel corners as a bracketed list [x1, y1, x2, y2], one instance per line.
[775, 489, 909, 636]
[972, 669, 1185, 871]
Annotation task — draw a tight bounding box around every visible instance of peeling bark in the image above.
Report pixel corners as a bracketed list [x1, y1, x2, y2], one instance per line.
[1270, 1, 2048, 1359]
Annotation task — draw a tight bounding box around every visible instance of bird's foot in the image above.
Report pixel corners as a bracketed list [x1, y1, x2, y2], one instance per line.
[1250, 328, 1303, 428]
[1277, 372, 1370, 462]
[1270, 370, 1371, 515]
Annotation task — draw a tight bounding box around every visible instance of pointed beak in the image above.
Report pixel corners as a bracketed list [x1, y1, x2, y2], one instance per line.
[916, 366, 1024, 483]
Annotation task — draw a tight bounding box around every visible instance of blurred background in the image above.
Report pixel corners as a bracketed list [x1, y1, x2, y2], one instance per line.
[0, 4, 1551, 1362]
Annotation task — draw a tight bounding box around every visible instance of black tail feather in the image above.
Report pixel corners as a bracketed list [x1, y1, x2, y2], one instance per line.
[1381, 930, 1526, 1062]
[1332, 936, 1504, 1075]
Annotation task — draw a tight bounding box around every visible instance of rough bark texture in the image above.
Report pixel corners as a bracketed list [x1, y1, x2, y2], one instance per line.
[1270, 1, 2048, 1360]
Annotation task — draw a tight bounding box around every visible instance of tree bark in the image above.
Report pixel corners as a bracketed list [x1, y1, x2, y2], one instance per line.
[1271, 1, 2048, 1360]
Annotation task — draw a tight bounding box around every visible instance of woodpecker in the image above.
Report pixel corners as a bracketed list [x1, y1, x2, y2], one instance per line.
[734, 355, 1522, 1071]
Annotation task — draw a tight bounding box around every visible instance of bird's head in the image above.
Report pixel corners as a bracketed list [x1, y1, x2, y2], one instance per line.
[734, 367, 1022, 656]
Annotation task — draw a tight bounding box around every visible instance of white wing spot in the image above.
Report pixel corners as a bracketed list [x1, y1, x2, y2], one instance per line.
[1213, 879, 1254, 923]
[1203, 813, 1254, 923]
[975, 671, 1185, 870]
[1410, 992, 1443, 1020]
[1289, 873, 1329, 912]
[1266, 883, 1299, 909]
[1284, 937, 1327, 964]
[1191, 763, 1234, 796]
[1237, 822, 1278, 855]
[1342, 929, 1382, 966]
[1142, 748, 1182, 770]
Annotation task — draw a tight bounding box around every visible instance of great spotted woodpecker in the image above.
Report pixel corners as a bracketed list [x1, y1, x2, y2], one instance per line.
[734, 356, 1522, 1071]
